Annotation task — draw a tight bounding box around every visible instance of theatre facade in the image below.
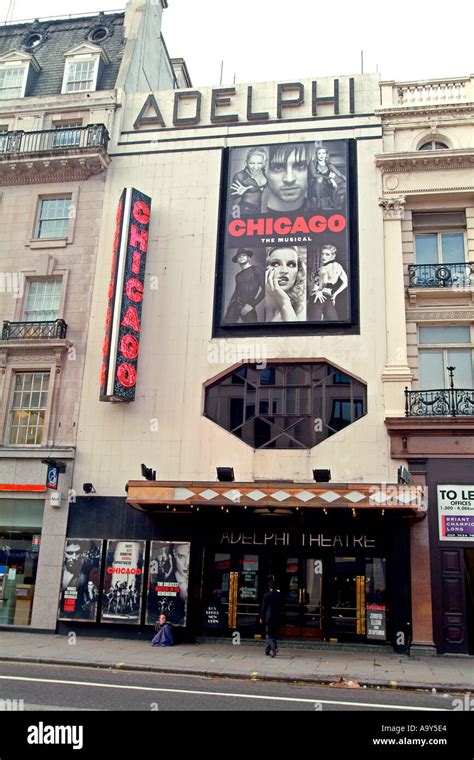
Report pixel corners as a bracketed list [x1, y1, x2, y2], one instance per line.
[61, 73, 435, 651]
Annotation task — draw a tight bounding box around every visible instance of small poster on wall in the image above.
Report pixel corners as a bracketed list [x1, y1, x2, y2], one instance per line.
[146, 542, 190, 627]
[100, 540, 145, 624]
[58, 539, 102, 622]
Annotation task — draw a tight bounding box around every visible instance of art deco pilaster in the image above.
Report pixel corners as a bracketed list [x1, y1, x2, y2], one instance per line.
[379, 197, 413, 416]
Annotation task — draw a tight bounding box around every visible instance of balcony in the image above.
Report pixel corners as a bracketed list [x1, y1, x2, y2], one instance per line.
[379, 76, 474, 111]
[408, 262, 474, 289]
[405, 387, 474, 418]
[0, 124, 110, 185]
[2, 320, 67, 340]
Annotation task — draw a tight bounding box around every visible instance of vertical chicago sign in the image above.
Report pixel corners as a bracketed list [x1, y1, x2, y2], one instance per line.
[100, 188, 151, 402]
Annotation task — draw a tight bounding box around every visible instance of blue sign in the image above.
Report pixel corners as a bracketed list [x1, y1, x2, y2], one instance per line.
[46, 463, 59, 490]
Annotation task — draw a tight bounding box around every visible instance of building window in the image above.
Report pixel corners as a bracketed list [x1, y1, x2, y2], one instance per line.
[0, 126, 7, 151]
[63, 59, 97, 93]
[204, 362, 366, 449]
[36, 197, 71, 239]
[24, 279, 62, 322]
[418, 140, 449, 151]
[52, 122, 82, 148]
[418, 325, 473, 390]
[9, 372, 50, 445]
[0, 65, 27, 99]
[413, 212, 465, 265]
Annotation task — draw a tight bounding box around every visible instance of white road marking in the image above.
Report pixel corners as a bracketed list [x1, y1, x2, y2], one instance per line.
[0, 674, 449, 710]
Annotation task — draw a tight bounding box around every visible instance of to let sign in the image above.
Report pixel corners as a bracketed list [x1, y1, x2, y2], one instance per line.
[100, 188, 151, 402]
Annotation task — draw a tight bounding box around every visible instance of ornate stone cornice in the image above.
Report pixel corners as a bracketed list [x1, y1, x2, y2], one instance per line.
[376, 148, 474, 173]
[378, 196, 406, 219]
[376, 103, 474, 120]
[406, 309, 474, 321]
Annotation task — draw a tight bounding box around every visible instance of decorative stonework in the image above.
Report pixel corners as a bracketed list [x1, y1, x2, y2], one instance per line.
[379, 196, 406, 219]
[376, 149, 474, 174]
[406, 310, 474, 321]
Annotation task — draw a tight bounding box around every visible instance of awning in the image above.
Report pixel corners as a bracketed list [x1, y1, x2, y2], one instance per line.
[126, 481, 426, 515]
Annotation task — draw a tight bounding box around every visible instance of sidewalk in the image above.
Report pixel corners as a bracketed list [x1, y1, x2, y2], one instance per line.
[0, 631, 473, 692]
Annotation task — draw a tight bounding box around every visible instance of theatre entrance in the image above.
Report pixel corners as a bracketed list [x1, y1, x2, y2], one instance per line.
[201, 547, 388, 643]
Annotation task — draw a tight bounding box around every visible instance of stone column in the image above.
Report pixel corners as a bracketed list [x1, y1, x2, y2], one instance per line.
[379, 197, 413, 416]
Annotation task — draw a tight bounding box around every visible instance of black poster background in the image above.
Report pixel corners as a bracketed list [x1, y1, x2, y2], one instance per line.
[58, 539, 102, 622]
[146, 541, 190, 627]
[214, 139, 358, 336]
[99, 540, 145, 624]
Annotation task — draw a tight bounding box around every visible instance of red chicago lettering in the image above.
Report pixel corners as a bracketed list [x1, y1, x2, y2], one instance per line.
[116, 362, 137, 388]
[132, 200, 150, 224]
[125, 277, 143, 303]
[121, 306, 140, 332]
[228, 219, 246, 237]
[228, 214, 346, 237]
[274, 217, 292, 235]
[120, 334, 139, 360]
[129, 224, 148, 252]
[131, 250, 141, 275]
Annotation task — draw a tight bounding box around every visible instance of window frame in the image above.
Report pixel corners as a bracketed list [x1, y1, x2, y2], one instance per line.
[7, 371, 51, 446]
[61, 55, 100, 95]
[23, 277, 63, 323]
[0, 361, 56, 448]
[0, 62, 29, 100]
[417, 324, 474, 390]
[414, 230, 466, 265]
[35, 196, 72, 240]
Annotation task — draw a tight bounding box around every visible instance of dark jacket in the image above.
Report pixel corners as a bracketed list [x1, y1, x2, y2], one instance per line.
[260, 588, 282, 626]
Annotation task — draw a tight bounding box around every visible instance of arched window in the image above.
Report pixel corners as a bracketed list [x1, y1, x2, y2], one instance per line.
[418, 140, 449, 151]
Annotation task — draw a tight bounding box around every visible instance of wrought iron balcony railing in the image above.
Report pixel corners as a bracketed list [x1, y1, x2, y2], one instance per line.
[408, 262, 474, 288]
[405, 387, 474, 417]
[0, 124, 109, 157]
[2, 319, 68, 340]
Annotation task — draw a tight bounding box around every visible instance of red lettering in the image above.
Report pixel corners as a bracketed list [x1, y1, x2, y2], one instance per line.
[129, 224, 148, 252]
[228, 214, 346, 237]
[132, 250, 141, 275]
[116, 362, 137, 388]
[228, 219, 246, 237]
[291, 216, 310, 234]
[125, 277, 144, 303]
[121, 306, 140, 331]
[132, 200, 150, 224]
[274, 217, 292, 235]
[246, 218, 265, 235]
[308, 216, 327, 233]
[328, 214, 346, 232]
[120, 334, 139, 360]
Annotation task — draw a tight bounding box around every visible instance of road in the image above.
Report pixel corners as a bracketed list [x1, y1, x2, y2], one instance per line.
[0, 661, 459, 712]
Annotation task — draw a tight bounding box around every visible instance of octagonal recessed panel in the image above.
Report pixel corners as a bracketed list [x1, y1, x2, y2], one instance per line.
[204, 362, 366, 449]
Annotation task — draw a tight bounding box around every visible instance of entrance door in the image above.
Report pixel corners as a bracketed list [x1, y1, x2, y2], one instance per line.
[207, 551, 263, 634]
[327, 556, 388, 642]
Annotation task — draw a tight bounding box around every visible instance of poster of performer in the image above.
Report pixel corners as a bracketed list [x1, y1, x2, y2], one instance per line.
[146, 541, 190, 627]
[218, 139, 353, 328]
[58, 539, 102, 622]
[100, 540, 145, 624]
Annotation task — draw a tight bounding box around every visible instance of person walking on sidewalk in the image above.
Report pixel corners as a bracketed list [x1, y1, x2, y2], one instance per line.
[259, 580, 282, 658]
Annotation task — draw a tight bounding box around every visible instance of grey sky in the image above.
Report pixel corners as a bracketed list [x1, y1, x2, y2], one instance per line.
[3, 0, 474, 87]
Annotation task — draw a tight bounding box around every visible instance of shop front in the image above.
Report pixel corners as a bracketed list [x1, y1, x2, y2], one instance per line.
[0, 498, 44, 626]
[59, 481, 424, 651]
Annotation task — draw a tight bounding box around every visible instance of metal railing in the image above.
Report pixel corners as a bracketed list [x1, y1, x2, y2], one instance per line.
[408, 262, 474, 288]
[2, 319, 68, 340]
[0, 124, 109, 156]
[405, 387, 474, 417]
